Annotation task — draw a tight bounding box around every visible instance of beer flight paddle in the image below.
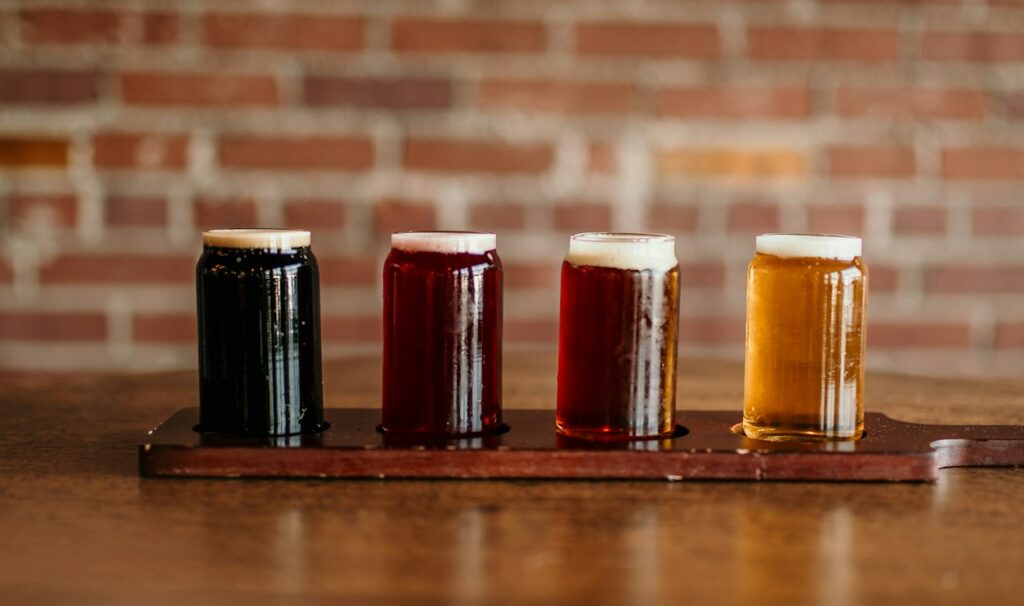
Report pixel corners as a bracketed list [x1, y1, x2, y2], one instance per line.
[138, 229, 1024, 482]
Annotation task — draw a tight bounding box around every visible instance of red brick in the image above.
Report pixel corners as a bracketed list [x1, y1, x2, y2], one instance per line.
[21, 9, 177, 45]
[893, 207, 946, 235]
[8, 194, 76, 227]
[868, 322, 971, 349]
[93, 133, 188, 170]
[681, 262, 726, 289]
[835, 87, 985, 119]
[922, 31, 1024, 62]
[478, 79, 634, 114]
[587, 141, 616, 174]
[218, 136, 373, 170]
[504, 319, 558, 344]
[104, 195, 167, 227]
[304, 76, 451, 109]
[727, 201, 779, 233]
[0, 312, 106, 341]
[468, 203, 526, 231]
[870, 265, 899, 292]
[575, 22, 719, 58]
[1006, 92, 1024, 119]
[283, 199, 346, 230]
[973, 206, 1024, 237]
[133, 314, 195, 344]
[317, 255, 377, 286]
[392, 18, 545, 54]
[321, 316, 381, 343]
[943, 147, 1024, 180]
[505, 262, 557, 290]
[806, 204, 865, 236]
[404, 138, 552, 174]
[194, 197, 258, 229]
[657, 86, 809, 119]
[829, 146, 915, 177]
[925, 266, 1024, 293]
[0, 69, 98, 104]
[747, 27, 899, 62]
[820, 0, 958, 3]
[656, 148, 806, 179]
[120, 72, 278, 107]
[203, 13, 363, 51]
[0, 259, 12, 284]
[680, 317, 744, 346]
[648, 204, 699, 233]
[552, 202, 612, 231]
[374, 199, 436, 234]
[40, 254, 194, 283]
[0, 137, 68, 167]
[994, 323, 1024, 350]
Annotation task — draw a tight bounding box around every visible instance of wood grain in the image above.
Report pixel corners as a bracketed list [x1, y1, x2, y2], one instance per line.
[2, 353, 1023, 605]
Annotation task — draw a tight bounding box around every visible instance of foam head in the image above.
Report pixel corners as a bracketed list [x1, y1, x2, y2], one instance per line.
[755, 234, 862, 261]
[566, 232, 677, 271]
[203, 229, 311, 250]
[391, 231, 496, 254]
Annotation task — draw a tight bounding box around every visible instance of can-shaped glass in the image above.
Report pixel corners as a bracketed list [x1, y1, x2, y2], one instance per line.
[556, 233, 680, 439]
[381, 231, 502, 436]
[196, 229, 324, 436]
[743, 234, 867, 441]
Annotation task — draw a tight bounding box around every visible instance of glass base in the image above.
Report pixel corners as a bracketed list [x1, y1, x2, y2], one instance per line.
[742, 420, 863, 442]
[554, 423, 678, 441]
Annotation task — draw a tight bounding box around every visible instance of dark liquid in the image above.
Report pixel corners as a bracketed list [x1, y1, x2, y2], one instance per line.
[556, 261, 680, 439]
[382, 248, 502, 436]
[196, 245, 324, 436]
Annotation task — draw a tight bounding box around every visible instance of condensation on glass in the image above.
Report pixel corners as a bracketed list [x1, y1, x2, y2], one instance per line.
[556, 232, 680, 439]
[381, 231, 503, 437]
[196, 229, 325, 437]
[743, 234, 868, 441]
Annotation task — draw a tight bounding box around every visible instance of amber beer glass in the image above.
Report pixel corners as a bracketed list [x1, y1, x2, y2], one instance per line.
[196, 229, 324, 436]
[556, 233, 680, 439]
[381, 232, 502, 436]
[743, 234, 868, 441]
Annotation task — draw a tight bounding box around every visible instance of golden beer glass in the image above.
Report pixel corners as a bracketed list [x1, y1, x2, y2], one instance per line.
[742, 234, 867, 441]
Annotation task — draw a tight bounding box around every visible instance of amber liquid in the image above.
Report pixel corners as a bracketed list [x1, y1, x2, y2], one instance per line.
[381, 248, 502, 436]
[743, 253, 867, 441]
[556, 261, 680, 439]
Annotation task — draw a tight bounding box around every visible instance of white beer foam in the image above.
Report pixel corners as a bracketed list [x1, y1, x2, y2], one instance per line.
[567, 232, 677, 272]
[203, 229, 311, 249]
[756, 234, 862, 261]
[391, 231, 496, 254]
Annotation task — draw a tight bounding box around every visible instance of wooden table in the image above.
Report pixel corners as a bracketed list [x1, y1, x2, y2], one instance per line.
[2, 353, 1022, 605]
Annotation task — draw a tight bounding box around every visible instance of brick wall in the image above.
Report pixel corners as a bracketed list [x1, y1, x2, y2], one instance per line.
[1, 0, 1022, 377]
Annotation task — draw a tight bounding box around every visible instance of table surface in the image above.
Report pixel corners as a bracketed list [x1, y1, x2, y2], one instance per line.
[2, 353, 1023, 606]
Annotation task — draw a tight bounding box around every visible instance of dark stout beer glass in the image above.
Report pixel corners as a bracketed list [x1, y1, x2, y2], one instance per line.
[556, 233, 680, 439]
[381, 232, 502, 436]
[743, 234, 867, 441]
[196, 229, 324, 436]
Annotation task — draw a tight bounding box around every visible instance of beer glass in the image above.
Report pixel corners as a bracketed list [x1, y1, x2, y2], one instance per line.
[196, 229, 324, 436]
[556, 232, 680, 439]
[381, 231, 503, 436]
[743, 234, 867, 441]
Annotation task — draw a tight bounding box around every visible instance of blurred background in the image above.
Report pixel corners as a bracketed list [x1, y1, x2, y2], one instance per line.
[0, 0, 1021, 376]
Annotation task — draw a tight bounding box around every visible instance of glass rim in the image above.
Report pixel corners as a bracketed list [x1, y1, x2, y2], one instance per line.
[570, 232, 674, 244]
[391, 231, 496, 253]
[202, 229, 311, 249]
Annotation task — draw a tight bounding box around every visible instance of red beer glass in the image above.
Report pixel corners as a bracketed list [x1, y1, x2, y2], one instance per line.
[556, 233, 680, 439]
[381, 232, 503, 436]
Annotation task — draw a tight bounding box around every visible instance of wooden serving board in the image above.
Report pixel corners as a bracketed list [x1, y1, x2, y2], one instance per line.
[139, 408, 1024, 482]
